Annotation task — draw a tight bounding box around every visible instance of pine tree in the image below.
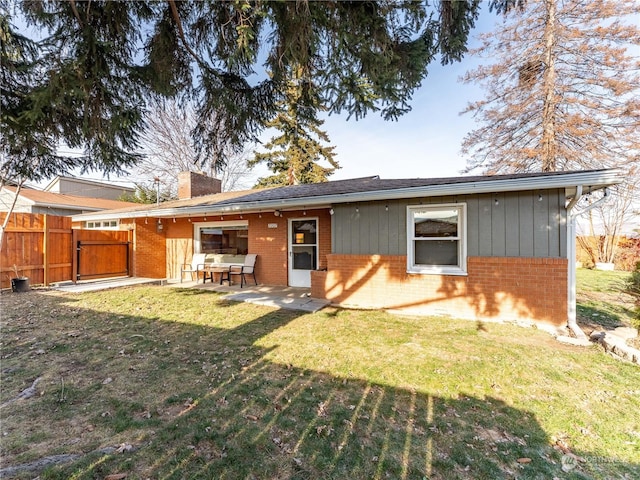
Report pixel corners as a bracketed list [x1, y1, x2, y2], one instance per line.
[460, 0, 640, 175]
[1, 0, 146, 182]
[250, 67, 338, 187]
[2, 0, 520, 184]
[119, 184, 173, 204]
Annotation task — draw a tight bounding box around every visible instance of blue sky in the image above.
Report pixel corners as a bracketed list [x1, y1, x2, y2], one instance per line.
[251, 9, 496, 183]
[317, 59, 485, 181]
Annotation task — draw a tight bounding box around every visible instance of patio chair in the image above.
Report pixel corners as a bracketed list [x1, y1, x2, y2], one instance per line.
[227, 254, 258, 288]
[180, 253, 207, 283]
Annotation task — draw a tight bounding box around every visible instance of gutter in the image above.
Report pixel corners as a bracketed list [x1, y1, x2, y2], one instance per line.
[213, 169, 622, 212]
[73, 169, 622, 223]
[566, 186, 610, 341]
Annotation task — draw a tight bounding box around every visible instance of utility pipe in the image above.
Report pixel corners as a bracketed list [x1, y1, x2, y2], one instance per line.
[566, 186, 609, 339]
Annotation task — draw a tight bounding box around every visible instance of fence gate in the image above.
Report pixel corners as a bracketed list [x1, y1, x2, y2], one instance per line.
[73, 230, 131, 282]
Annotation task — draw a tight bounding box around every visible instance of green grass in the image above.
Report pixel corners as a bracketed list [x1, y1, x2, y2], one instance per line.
[576, 268, 635, 330]
[576, 268, 630, 293]
[1, 285, 638, 480]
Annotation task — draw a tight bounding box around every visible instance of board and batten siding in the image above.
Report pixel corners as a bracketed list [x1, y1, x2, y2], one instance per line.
[331, 189, 567, 259]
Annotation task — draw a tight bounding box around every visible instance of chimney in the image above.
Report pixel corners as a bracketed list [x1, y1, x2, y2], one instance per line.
[177, 171, 222, 199]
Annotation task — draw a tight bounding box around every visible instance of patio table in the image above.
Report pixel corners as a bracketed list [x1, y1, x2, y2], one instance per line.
[202, 265, 231, 285]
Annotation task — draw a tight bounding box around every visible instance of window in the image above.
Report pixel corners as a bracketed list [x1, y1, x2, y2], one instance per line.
[407, 204, 466, 275]
[195, 221, 249, 255]
[85, 219, 119, 229]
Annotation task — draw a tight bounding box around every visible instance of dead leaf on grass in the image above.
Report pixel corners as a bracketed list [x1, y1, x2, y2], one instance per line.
[316, 401, 328, 417]
[553, 438, 571, 454]
[104, 474, 128, 480]
[316, 425, 333, 436]
[115, 443, 133, 453]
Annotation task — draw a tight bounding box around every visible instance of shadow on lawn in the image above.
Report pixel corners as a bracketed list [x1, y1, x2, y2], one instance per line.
[1, 289, 637, 480]
[576, 302, 633, 331]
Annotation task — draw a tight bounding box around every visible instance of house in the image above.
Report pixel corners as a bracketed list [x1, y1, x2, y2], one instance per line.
[44, 176, 135, 201]
[72, 169, 622, 330]
[0, 185, 137, 217]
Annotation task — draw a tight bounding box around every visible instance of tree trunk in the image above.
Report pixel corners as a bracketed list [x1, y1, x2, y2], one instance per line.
[540, 0, 557, 172]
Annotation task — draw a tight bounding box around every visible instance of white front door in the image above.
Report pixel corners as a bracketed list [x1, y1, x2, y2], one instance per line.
[288, 217, 318, 288]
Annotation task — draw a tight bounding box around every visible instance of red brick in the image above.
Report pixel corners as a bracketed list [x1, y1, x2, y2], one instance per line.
[312, 255, 568, 327]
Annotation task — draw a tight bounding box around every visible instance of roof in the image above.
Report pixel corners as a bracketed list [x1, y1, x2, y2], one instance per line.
[71, 188, 257, 216]
[2, 186, 138, 211]
[214, 171, 590, 205]
[44, 175, 135, 193]
[72, 169, 623, 222]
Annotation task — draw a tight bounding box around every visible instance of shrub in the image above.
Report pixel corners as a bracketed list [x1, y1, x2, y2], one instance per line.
[577, 236, 640, 271]
[615, 237, 640, 271]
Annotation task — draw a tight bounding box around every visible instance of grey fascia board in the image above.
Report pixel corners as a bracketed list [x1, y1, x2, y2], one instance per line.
[36, 202, 103, 211]
[217, 169, 623, 210]
[72, 169, 621, 222]
[71, 204, 332, 222]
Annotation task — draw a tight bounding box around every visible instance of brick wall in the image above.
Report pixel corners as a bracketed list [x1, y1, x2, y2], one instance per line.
[313, 255, 568, 327]
[249, 209, 332, 286]
[127, 208, 332, 284]
[248, 212, 288, 285]
[132, 218, 167, 278]
[177, 171, 222, 199]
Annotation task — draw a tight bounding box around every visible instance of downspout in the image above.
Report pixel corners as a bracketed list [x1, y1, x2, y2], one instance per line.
[566, 186, 585, 339]
[566, 186, 609, 339]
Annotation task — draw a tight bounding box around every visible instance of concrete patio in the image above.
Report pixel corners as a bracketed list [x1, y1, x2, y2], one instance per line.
[51, 277, 330, 313]
[170, 279, 330, 313]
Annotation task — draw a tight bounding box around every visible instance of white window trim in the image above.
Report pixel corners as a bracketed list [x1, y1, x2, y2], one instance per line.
[85, 219, 119, 230]
[193, 220, 249, 253]
[406, 203, 467, 276]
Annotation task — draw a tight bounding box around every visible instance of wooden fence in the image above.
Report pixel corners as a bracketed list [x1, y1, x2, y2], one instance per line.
[1, 213, 72, 289]
[1, 213, 131, 289]
[73, 229, 131, 281]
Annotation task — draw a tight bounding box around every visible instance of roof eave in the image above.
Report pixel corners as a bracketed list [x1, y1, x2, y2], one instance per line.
[72, 169, 622, 222]
[218, 168, 623, 210]
[71, 203, 333, 222]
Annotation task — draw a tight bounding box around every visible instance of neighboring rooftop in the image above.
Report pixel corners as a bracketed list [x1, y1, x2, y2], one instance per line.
[44, 175, 134, 200]
[1, 186, 138, 213]
[72, 188, 258, 216]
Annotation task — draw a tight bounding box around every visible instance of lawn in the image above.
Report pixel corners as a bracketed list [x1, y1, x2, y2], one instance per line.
[576, 268, 636, 333]
[1, 283, 638, 479]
